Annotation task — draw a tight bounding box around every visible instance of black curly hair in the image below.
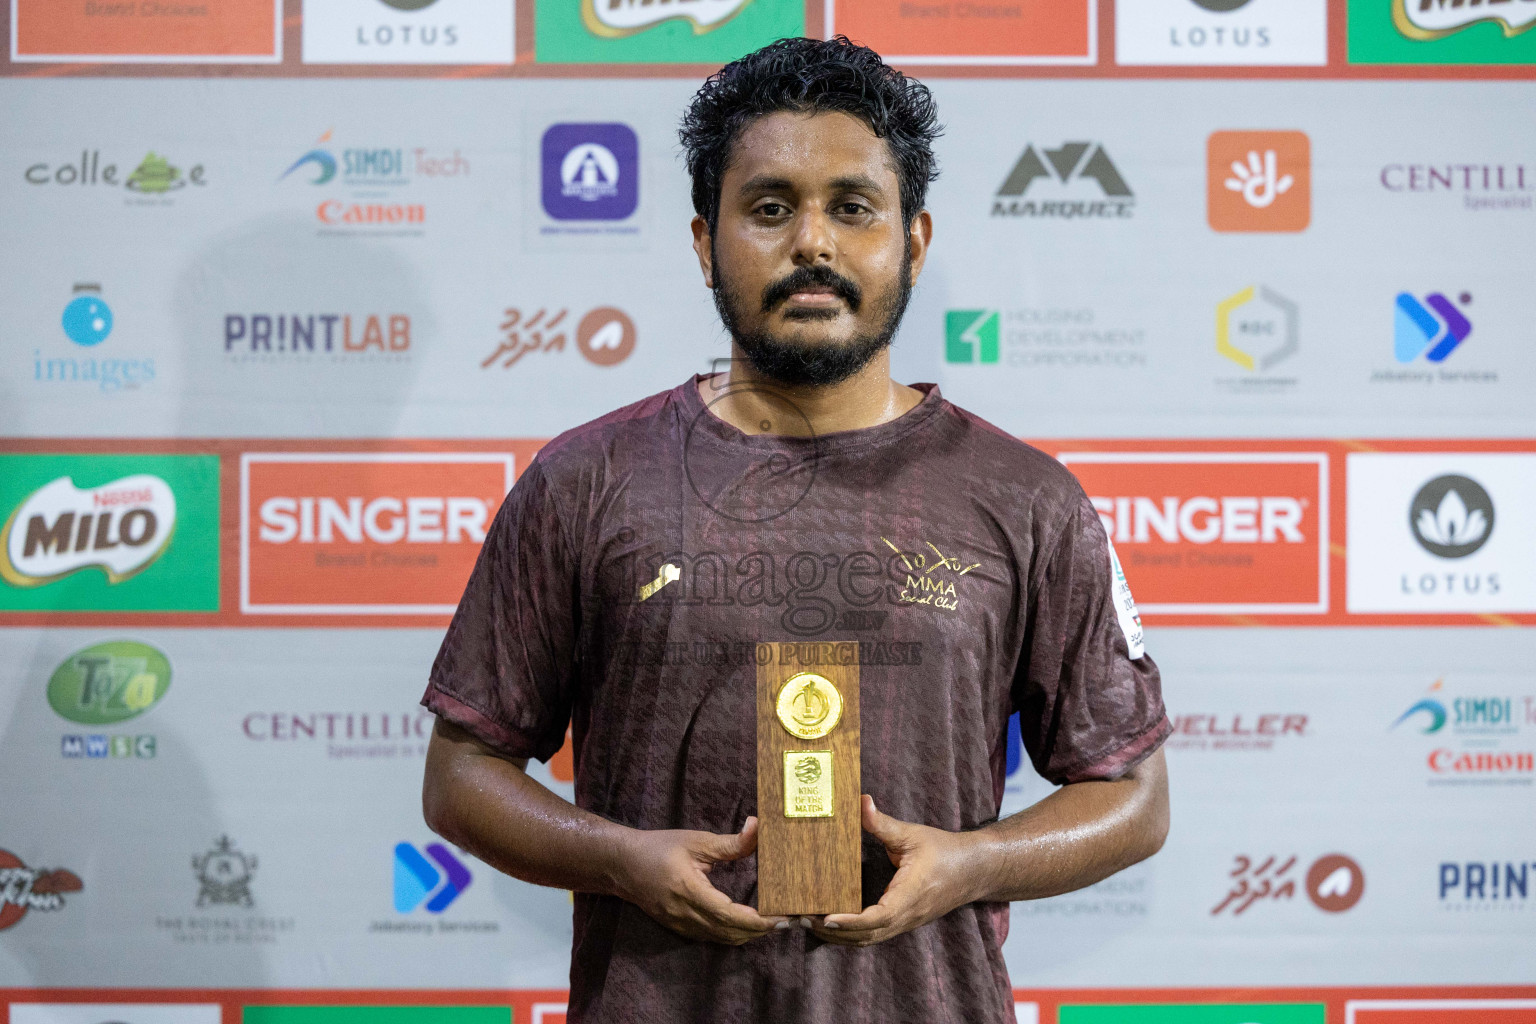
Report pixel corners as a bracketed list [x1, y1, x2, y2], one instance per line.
[679, 37, 942, 232]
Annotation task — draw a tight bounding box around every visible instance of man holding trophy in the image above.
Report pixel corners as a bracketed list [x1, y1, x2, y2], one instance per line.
[421, 37, 1171, 1024]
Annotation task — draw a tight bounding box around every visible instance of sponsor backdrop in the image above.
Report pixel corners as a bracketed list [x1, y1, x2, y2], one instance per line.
[1, 0, 1533, 1021]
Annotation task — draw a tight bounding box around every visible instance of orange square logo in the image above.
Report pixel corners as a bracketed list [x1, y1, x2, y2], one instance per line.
[241, 453, 513, 616]
[12, 0, 280, 62]
[1058, 452, 1328, 614]
[1207, 131, 1311, 233]
[827, 0, 1092, 64]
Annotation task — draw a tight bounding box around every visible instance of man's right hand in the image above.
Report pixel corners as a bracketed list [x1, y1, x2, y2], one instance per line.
[614, 815, 784, 944]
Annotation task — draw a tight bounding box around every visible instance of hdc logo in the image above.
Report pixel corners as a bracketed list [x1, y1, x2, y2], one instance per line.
[393, 842, 471, 913]
[1207, 130, 1310, 232]
[944, 310, 1000, 363]
[1395, 291, 1472, 364]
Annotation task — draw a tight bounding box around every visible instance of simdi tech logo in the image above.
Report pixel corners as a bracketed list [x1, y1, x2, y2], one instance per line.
[1392, 677, 1535, 784]
[301, 0, 515, 65]
[1346, 452, 1536, 614]
[536, 0, 802, 63]
[992, 142, 1134, 220]
[0, 454, 220, 612]
[1116, 0, 1328, 66]
[241, 452, 513, 615]
[1207, 131, 1310, 232]
[279, 129, 469, 235]
[1061, 452, 1328, 615]
[1349, 0, 1536, 64]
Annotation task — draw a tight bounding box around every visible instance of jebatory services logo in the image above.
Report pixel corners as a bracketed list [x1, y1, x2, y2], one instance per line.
[1346, 452, 1536, 614]
[301, 0, 514, 64]
[0, 454, 220, 612]
[1207, 131, 1311, 232]
[1373, 290, 1494, 387]
[375, 841, 498, 935]
[240, 452, 513, 615]
[993, 142, 1134, 219]
[1116, 0, 1327, 66]
[1061, 451, 1328, 615]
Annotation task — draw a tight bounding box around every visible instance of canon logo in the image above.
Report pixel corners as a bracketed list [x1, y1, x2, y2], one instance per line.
[1429, 749, 1535, 775]
[257, 496, 491, 545]
[1090, 495, 1305, 544]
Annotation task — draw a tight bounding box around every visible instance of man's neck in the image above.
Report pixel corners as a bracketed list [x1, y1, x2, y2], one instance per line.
[698, 346, 924, 437]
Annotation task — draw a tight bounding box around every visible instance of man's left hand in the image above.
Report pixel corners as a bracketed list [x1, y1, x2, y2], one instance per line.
[808, 795, 979, 947]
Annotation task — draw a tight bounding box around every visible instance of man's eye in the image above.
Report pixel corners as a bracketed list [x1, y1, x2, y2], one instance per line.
[757, 202, 788, 217]
[837, 203, 868, 216]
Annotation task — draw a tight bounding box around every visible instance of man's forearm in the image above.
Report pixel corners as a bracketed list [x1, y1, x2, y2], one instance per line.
[422, 718, 632, 896]
[961, 747, 1169, 904]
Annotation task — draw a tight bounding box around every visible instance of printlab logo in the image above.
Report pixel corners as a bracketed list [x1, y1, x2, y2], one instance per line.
[34, 283, 156, 394]
[1409, 474, 1494, 559]
[1395, 291, 1472, 364]
[0, 848, 82, 930]
[1393, 0, 1536, 41]
[944, 310, 1000, 363]
[194, 836, 258, 908]
[992, 142, 1134, 219]
[1215, 285, 1298, 391]
[223, 312, 412, 361]
[23, 150, 208, 200]
[482, 306, 636, 369]
[1211, 853, 1364, 915]
[1439, 860, 1536, 911]
[1207, 131, 1310, 232]
[394, 842, 471, 912]
[50, 640, 171, 762]
[540, 123, 639, 223]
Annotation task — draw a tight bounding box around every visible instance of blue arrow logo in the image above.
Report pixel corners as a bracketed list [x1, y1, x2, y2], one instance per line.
[393, 842, 472, 913]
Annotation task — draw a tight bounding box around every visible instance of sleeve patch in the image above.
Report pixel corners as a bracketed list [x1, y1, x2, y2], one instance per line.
[1106, 539, 1146, 660]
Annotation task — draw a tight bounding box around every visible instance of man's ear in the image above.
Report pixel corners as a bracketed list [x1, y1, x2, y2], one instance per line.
[691, 215, 715, 289]
[906, 210, 933, 285]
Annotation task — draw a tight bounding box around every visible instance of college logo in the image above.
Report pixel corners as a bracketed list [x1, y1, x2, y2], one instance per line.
[393, 842, 471, 913]
[1211, 853, 1363, 915]
[1395, 291, 1472, 364]
[241, 452, 512, 615]
[1116, 0, 1327, 66]
[1346, 453, 1534, 614]
[0, 849, 82, 931]
[1409, 474, 1493, 558]
[1061, 452, 1328, 614]
[194, 836, 258, 908]
[48, 640, 171, 725]
[993, 142, 1134, 219]
[1216, 285, 1298, 375]
[483, 307, 636, 369]
[540, 124, 639, 222]
[1, 474, 176, 587]
[23, 151, 208, 195]
[1207, 131, 1310, 232]
[536, 0, 800, 64]
[224, 312, 412, 360]
[301, 0, 514, 64]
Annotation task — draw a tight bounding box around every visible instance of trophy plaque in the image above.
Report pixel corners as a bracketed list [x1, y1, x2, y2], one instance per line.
[755, 642, 861, 916]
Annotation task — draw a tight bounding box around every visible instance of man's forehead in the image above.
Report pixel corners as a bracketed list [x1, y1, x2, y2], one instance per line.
[726, 110, 899, 190]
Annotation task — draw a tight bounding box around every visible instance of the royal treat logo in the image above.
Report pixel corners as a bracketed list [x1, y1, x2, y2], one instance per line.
[0, 455, 220, 613]
[1, 474, 175, 587]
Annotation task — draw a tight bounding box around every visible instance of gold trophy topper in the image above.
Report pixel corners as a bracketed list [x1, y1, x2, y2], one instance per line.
[775, 672, 843, 740]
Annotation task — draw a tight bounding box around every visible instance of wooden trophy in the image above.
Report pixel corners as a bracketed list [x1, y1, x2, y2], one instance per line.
[755, 642, 861, 916]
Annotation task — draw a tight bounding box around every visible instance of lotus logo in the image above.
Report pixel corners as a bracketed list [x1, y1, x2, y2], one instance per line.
[1409, 475, 1493, 559]
[0, 475, 177, 587]
[581, 0, 751, 37]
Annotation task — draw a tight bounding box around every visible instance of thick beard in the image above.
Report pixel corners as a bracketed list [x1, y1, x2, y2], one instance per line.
[713, 246, 913, 389]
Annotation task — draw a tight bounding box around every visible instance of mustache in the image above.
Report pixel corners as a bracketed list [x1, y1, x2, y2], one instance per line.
[760, 265, 862, 314]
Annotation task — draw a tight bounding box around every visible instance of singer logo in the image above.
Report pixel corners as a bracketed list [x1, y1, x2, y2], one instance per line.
[1059, 452, 1328, 614]
[241, 453, 513, 615]
[1, 474, 175, 587]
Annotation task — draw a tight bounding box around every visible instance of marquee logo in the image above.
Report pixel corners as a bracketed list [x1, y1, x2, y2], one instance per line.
[1060, 452, 1328, 614]
[581, 0, 752, 37]
[0, 475, 176, 587]
[1394, 0, 1536, 40]
[1207, 131, 1310, 232]
[1395, 292, 1472, 364]
[241, 452, 513, 615]
[0, 849, 82, 931]
[992, 142, 1134, 219]
[48, 640, 171, 726]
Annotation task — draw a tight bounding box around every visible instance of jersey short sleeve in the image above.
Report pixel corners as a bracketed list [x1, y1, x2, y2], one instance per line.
[1013, 494, 1171, 785]
[421, 458, 578, 763]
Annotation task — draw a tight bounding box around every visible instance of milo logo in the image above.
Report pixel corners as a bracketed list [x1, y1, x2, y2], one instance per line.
[582, 0, 752, 37]
[0, 474, 176, 586]
[47, 640, 172, 726]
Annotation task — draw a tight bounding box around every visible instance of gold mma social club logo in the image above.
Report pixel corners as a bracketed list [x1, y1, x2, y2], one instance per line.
[0, 474, 176, 587]
[581, 0, 753, 37]
[1393, 0, 1536, 40]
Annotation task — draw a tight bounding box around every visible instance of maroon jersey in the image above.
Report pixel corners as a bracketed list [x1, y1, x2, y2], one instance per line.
[424, 375, 1169, 1024]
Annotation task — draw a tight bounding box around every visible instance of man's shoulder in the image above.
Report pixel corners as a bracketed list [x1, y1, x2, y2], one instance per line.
[935, 395, 1088, 508]
[526, 380, 686, 483]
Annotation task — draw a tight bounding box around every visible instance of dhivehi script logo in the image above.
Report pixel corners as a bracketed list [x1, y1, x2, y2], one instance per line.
[0, 475, 176, 586]
[1393, 0, 1536, 40]
[581, 0, 752, 37]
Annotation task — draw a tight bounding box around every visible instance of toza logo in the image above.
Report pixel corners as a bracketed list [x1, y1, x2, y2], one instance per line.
[1409, 474, 1494, 558]
[0, 475, 176, 587]
[992, 142, 1133, 219]
[1393, 0, 1536, 40]
[581, 0, 752, 36]
[394, 842, 471, 913]
[48, 640, 171, 726]
[1394, 291, 1472, 364]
